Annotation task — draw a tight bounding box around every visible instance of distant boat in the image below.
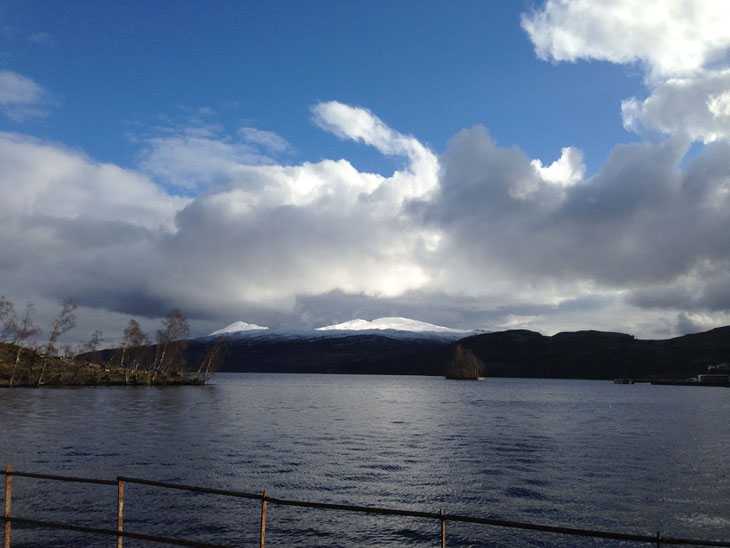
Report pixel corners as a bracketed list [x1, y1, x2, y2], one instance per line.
[613, 377, 634, 384]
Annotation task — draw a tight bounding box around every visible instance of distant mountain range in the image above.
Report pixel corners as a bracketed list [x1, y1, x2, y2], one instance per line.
[208, 316, 472, 337]
[190, 317, 469, 375]
[186, 319, 729, 380]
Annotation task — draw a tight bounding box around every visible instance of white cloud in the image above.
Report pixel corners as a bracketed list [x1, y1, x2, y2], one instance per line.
[621, 70, 730, 142]
[521, 0, 730, 80]
[523, 0, 730, 144]
[0, 70, 50, 121]
[311, 101, 439, 201]
[139, 127, 274, 190]
[237, 127, 290, 153]
[531, 146, 585, 186]
[0, 132, 185, 229]
[707, 91, 730, 118]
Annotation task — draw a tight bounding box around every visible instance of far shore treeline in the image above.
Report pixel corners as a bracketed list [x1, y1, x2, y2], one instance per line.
[177, 325, 730, 381]
[3, 294, 729, 386]
[0, 296, 220, 387]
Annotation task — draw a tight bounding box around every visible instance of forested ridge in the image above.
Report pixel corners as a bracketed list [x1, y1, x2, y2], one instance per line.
[173, 326, 729, 380]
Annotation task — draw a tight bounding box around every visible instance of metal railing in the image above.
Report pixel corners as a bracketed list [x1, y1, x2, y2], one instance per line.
[3, 466, 730, 547]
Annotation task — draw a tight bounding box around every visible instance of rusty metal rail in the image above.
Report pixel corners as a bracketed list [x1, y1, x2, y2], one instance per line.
[3, 466, 730, 547]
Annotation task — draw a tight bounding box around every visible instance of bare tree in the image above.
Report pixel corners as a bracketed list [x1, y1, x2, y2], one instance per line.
[118, 319, 150, 382]
[37, 300, 77, 386]
[77, 330, 104, 363]
[130, 342, 152, 380]
[6, 302, 41, 386]
[197, 337, 225, 384]
[152, 308, 189, 380]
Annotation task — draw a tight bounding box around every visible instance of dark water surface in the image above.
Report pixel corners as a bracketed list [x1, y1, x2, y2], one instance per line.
[1, 374, 728, 546]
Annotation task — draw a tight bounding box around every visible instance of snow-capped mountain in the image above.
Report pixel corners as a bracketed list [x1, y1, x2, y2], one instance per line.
[209, 321, 269, 336]
[193, 316, 468, 375]
[206, 317, 473, 341]
[317, 317, 467, 333]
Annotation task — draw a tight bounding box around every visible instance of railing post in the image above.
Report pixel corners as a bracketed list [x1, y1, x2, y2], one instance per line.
[259, 490, 268, 548]
[440, 508, 445, 548]
[117, 478, 124, 548]
[656, 531, 661, 548]
[4, 466, 11, 548]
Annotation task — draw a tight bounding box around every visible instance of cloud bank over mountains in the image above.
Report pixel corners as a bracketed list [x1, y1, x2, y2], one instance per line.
[1, 1, 729, 339]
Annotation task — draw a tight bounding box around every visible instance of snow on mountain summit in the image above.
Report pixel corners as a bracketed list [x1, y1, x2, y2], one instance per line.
[210, 321, 269, 336]
[316, 317, 465, 333]
[206, 316, 471, 340]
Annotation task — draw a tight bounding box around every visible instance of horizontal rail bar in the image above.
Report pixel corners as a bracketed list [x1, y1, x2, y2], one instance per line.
[1, 470, 116, 486]
[119, 476, 730, 547]
[439, 513, 730, 547]
[118, 476, 263, 501]
[4, 515, 235, 548]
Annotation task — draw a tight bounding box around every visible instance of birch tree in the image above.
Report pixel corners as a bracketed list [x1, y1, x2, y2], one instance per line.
[152, 308, 189, 380]
[6, 302, 41, 386]
[119, 319, 150, 382]
[37, 300, 77, 386]
[77, 330, 104, 362]
[197, 337, 224, 384]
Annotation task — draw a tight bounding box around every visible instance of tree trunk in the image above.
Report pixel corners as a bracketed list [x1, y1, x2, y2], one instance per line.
[9, 346, 22, 387]
[36, 358, 48, 387]
[152, 344, 167, 382]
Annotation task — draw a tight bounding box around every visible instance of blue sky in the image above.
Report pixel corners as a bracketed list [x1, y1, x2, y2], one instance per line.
[1, 1, 729, 341]
[2, 1, 643, 175]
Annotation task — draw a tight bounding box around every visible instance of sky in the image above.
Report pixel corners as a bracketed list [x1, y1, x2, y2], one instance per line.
[1, 0, 729, 342]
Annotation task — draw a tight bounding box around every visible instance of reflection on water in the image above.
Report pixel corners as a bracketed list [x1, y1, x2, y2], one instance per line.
[1, 375, 729, 546]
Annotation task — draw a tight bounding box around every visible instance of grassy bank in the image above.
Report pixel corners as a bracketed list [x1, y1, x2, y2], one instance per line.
[0, 342, 204, 387]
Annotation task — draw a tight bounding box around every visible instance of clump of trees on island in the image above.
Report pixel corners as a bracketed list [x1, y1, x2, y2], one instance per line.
[0, 296, 221, 387]
[444, 344, 485, 379]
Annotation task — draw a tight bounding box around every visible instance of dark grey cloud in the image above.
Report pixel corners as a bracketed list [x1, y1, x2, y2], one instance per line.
[425, 129, 730, 302]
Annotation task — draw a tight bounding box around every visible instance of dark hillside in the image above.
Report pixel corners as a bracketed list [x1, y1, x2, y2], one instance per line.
[459, 326, 730, 379]
[93, 325, 730, 380]
[185, 334, 453, 375]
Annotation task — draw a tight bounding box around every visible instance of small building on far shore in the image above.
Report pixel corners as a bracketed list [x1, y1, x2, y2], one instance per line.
[696, 374, 730, 386]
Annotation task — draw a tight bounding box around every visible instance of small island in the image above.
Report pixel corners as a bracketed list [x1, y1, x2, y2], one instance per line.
[444, 344, 485, 380]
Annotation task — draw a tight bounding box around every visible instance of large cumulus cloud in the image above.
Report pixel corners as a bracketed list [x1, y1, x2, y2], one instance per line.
[0, 103, 445, 337]
[425, 127, 730, 321]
